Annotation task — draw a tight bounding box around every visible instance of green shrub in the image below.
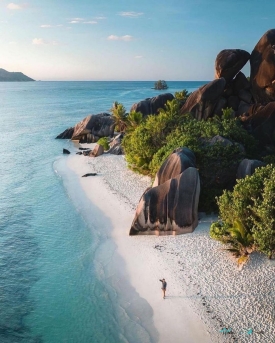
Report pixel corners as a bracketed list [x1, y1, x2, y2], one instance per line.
[263, 154, 275, 164]
[122, 106, 259, 211]
[213, 164, 275, 258]
[211, 220, 254, 266]
[97, 137, 109, 151]
[122, 99, 183, 174]
[210, 221, 229, 242]
[125, 111, 143, 134]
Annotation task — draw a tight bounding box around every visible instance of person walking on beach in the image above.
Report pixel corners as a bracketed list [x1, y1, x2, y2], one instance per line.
[159, 278, 167, 299]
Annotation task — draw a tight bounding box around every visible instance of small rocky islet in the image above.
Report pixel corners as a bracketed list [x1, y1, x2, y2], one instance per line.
[57, 29, 275, 236]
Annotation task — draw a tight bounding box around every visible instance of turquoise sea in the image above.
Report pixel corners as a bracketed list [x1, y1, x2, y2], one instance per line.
[0, 81, 207, 343]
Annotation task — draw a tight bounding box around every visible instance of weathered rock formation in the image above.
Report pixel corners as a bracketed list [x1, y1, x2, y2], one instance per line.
[56, 127, 74, 139]
[56, 113, 115, 142]
[208, 135, 244, 152]
[107, 134, 124, 155]
[180, 36, 266, 120]
[240, 102, 275, 146]
[89, 144, 104, 157]
[152, 147, 196, 187]
[180, 78, 226, 119]
[129, 167, 200, 236]
[215, 49, 250, 82]
[63, 148, 70, 154]
[250, 29, 275, 103]
[130, 93, 174, 117]
[237, 159, 266, 179]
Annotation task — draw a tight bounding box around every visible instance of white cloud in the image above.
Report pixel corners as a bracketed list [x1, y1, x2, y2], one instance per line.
[108, 35, 119, 40]
[9, 41, 17, 45]
[69, 18, 98, 24]
[94, 16, 106, 20]
[84, 21, 97, 24]
[32, 38, 46, 45]
[135, 55, 143, 59]
[121, 35, 133, 41]
[118, 11, 143, 18]
[41, 24, 63, 28]
[32, 38, 59, 45]
[69, 18, 85, 23]
[108, 35, 133, 41]
[7, 2, 22, 9]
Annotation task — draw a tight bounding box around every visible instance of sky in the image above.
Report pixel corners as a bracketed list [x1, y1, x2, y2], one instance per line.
[1, 0, 275, 81]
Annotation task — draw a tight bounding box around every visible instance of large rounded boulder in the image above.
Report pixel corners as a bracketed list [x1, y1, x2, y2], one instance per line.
[129, 167, 200, 236]
[250, 29, 275, 103]
[152, 147, 196, 187]
[72, 113, 115, 141]
[180, 78, 226, 120]
[241, 102, 275, 146]
[56, 113, 115, 142]
[215, 49, 250, 83]
[130, 93, 174, 117]
[237, 159, 266, 179]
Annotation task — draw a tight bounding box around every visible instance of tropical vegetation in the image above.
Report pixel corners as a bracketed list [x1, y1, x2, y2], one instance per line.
[122, 102, 258, 211]
[153, 80, 168, 90]
[110, 101, 127, 132]
[97, 137, 110, 151]
[108, 90, 275, 266]
[210, 164, 275, 264]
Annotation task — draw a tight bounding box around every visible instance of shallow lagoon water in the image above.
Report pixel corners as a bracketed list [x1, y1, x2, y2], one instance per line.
[0, 81, 206, 342]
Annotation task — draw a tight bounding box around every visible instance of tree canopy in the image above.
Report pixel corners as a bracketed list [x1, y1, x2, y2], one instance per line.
[154, 80, 168, 90]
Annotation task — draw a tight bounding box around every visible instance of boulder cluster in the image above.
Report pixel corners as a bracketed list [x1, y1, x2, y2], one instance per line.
[130, 29, 275, 236]
[180, 29, 275, 148]
[57, 29, 275, 236]
[56, 93, 174, 145]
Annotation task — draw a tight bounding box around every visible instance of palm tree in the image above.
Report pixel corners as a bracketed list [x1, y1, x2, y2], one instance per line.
[110, 101, 127, 132]
[223, 220, 255, 267]
[174, 89, 190, 102]
[125, 111, 143, 133]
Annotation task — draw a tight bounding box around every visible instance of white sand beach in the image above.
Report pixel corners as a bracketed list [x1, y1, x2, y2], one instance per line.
[66, 145, 275, 343]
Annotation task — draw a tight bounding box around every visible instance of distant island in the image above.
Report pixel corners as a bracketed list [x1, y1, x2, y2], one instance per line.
[0, 68, 35, 82]
[153, 80, 168, 90]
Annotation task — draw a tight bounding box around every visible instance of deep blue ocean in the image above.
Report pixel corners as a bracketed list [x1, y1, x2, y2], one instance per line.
[0, 81, 207, 343]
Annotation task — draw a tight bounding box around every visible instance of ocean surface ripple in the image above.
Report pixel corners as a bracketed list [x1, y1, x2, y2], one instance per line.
[0, 81, 205, 343]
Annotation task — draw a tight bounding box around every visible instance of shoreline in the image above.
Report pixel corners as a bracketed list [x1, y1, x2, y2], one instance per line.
[66, 149, 213, 343]
[65, 144, 275, 343]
